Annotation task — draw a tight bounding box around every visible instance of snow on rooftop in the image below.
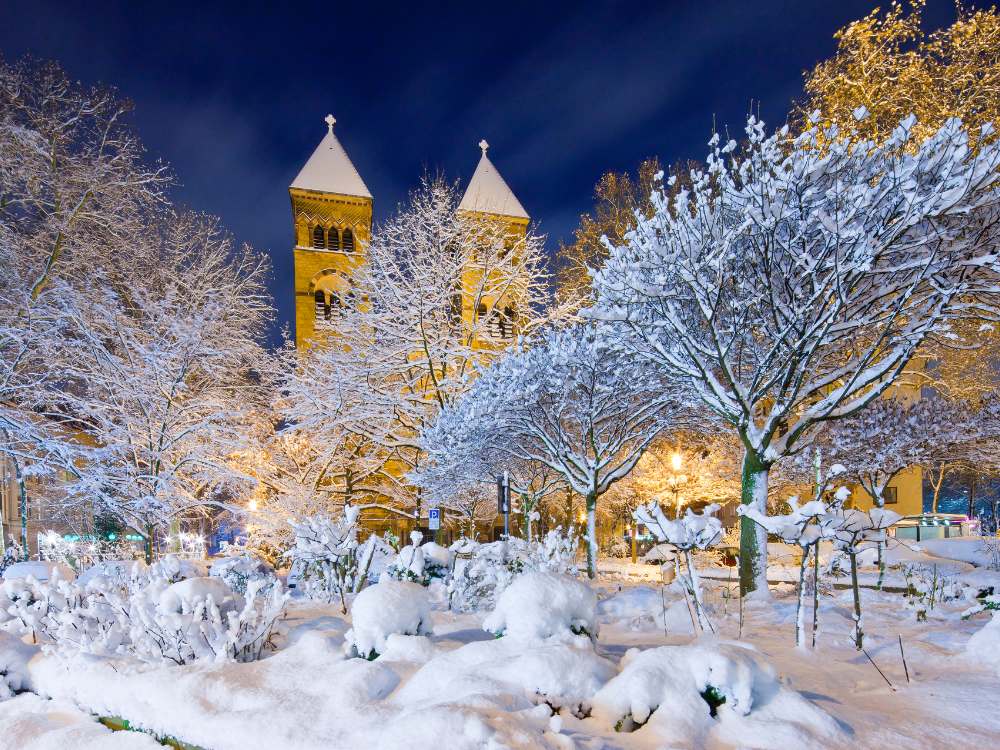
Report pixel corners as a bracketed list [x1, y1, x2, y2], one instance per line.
[458, 139, 529, 220]
[290, 114, 372, 199]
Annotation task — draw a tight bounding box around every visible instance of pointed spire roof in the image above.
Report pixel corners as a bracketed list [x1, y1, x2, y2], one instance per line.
[458, 139, 529, 220]
[290, 114, 372, 199]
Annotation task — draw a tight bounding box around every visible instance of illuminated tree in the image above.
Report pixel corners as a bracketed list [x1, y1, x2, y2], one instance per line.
[591, 113, 1000, 595]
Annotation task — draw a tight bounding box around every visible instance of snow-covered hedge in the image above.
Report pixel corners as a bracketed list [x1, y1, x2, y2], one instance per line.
[590, 642, 842, 746]
[0, 561, 286, 665]
[344, 580, 431, 660]
[209, 555, 274, 595]
[482, 571, 597, 641]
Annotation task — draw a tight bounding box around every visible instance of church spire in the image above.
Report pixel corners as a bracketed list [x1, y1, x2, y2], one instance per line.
[290, 114, 372, 199]
[459, 139, 528, 220]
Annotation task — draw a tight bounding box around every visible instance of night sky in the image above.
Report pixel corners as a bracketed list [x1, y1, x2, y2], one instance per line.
[1, 1, 959, 344]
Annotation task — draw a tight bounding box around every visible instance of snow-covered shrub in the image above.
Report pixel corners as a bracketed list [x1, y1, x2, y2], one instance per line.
[209, 555, 275, 595]
[286, 507, 379, 612]
[385, 531, 430, 585]
[344, 580, 432, 660]
[482, 571, 597, 642]
[77, 559, 148, 592]
[0, 539, 24, 577]
[635, 502, 722, 633]
[123, 575, 287, 664]
[146, 554, 204, 584]
[590, 642, 841, 745]
[903, 564, 963, 621]
[448, 528, 580, 612]
[0, 631, 33, 702]
[606, 537, 629, 559]
[2, 560, 75, 584]
[2, 566, 286, 665]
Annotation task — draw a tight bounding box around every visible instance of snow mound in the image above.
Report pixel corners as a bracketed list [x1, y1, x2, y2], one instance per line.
[0, 693, 162, 748]
[345, 580, 431, 659]
[0, 629, 35, 701]
[967, 613, 1000, 673]
[77, 559, 146, 589]
[483, 571, 597, 641]
[590, 641, 842, 747]
[397, 634, 616, 709]
[597, 585, 698, 633]
[2, 561, 74, 583]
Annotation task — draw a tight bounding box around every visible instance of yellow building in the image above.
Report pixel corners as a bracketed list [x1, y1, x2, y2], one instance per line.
[289, 117, 530, 540]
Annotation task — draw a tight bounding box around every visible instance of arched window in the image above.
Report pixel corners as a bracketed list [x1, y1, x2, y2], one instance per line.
[314, 290, 330, 324]
[501, 306, 516, 340]
[342, 228, 355, 252]
[312, 225, 326, 249]
[327, 227, 340, 252]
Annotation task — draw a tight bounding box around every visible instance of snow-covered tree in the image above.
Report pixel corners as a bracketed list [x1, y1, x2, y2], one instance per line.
[53, 214, 272, 561]
[279, 177, 550, 523]
[421, 325, 698, 578]
[591, 113, 1000, 594]
[0, 57, 169, 552]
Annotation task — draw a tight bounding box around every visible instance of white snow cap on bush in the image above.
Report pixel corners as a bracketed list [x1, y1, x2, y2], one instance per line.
[591, 642, 842, 747]
[345, 580, 431, 659]
[156, 577, 244, 618]
[2, 561, 75, 583]
[482, 571, 597, 641]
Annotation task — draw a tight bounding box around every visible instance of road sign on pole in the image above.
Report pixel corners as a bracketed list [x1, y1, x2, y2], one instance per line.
[428, 507, 441, 531]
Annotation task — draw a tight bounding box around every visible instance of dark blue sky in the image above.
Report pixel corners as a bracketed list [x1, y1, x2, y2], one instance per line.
[2, 1, 958, 342]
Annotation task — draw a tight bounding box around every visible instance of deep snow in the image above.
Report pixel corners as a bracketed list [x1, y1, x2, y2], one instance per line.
[4, 536, 1000, 749]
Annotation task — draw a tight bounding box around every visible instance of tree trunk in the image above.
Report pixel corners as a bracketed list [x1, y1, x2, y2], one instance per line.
[585, 492, 598, 579]
[631, 520, 638, 564]
[931, 462, 947, 514]
[565, 486, 573, 530]
[849, 550, 863, 650]
[812, 540, 820, 648]
[17, 464, 28, 561]
[144, 524, 155, 564]
[968, 472, 978, 521]
[739, 447, 769, 596]
[795, 546, 809, 648]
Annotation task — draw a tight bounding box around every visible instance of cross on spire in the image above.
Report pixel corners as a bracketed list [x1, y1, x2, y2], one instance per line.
[325, 114, 336, 133]
[479, 139, 489, 156]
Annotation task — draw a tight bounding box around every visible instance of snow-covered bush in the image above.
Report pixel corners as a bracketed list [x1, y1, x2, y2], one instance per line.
[606, 537, 629, 559]
[385, 531, 430, 585]
[146, 555, 204, 584]
[286, 507, 380, 612]
[2, 564, 286, 665]
[482, 571, 597, 642]
[903, 564, 963, 621]
[590, 642, 841, 745]
[77, 559, 148, 591]
[2, 560, 75, 584]
[209, 555, 275, 595]
[447, 528, 580, 612]
[344, 580, 431, 660]
[634, 502, 721, 633]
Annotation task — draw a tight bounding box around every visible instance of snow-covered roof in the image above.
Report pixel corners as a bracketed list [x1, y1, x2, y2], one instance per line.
[290, 114, 372, 199]
[458, 140, 529, 220]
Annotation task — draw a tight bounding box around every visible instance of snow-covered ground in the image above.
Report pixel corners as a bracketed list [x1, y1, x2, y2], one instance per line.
[4, 537, 1000, 749]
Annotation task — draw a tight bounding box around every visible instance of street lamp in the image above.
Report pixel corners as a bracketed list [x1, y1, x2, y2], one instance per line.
[665, 451, 688, 518]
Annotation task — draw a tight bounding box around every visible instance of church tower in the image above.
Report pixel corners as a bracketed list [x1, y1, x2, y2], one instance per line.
[290, 114, 372, 348]
[458, 140, 530, 349]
